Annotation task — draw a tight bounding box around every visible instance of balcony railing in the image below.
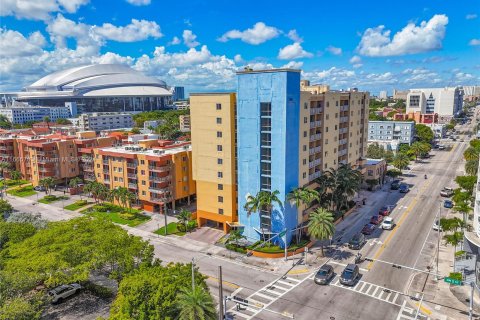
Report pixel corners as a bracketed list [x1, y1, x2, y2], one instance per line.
[150, 175, 171, 182]
[340, 128, 348, 134]
[148, 166, 169, 173]
[128, 183, 138, 189]
[83, 166, 94, 172]
[340, 116, 349, 123]
[127, 173, 137, 179]
[309, 133, 321, 142]
[340, 105, 349, 112]
[150, 196, 171, 203]
[126, 162, 136, 168]
[82, 157, 93, 163]
[310, 107, 323, 115]
[103, 169, 109, 174]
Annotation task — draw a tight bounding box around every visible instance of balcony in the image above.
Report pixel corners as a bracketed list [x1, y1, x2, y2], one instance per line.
[340, 128, 348, 134]
[148, 165, 170, 173]
[150, 175, 171, 182]
[340, 116, 349, 123]
[150, 196, 171, 203]
[339, 139, 347, 145]
[310, 120, 322, 128]
[126, 162, 136, 168]
[310, 107, 323, 115]
[149, 185, 170, 193]
[38, 167, 55, 173]
[102, 160, 109, 165]
[84, 174, 95, 181]
[103, 169, 110, 174]
[309, 133, 321, 142]
[340, 105, 349, 112]
[82, 157, 93, 163]
[36, 151, 47, 156]
[0, 146, 13, 151]
[339, 149, 347, 156]
[104, 179, 110, 184]
[127, 173, 137, 179]
[128, 183, 138, 189]
[83, 165, 94, 172]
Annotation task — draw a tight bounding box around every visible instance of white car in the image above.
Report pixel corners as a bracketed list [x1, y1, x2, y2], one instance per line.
[382, 217, 394, 230]
[432, 220, 443, 232]
[48, 283, 82, 303]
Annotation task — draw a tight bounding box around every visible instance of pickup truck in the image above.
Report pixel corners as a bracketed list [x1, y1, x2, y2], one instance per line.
[440, 187, 454, 197]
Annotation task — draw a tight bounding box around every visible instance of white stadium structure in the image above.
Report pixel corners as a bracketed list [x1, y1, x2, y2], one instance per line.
[5, 64, 172, 113]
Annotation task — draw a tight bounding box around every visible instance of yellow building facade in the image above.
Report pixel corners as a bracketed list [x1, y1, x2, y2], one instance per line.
[190, 93, 237, 232]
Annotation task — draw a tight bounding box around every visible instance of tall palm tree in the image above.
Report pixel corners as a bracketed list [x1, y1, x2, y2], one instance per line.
[307, 208, 335, 256]
[453, 201, 473, 227]
[10, 170, 22, 185]
[69, 177, 83, 200]
[392, 153, 410, 171]
[410, 142, 431, 161]
[226, 230, 246, 247]
[465, 160, 479, 176]
[125, 190, 136, 213]
[39, 177, 55, 194]
[244, 190, 282, 241]
[287, 187, 321, 243]
[444, 231, 464, 270]
[0, 162, 11, 178]
[175, 286, 217, 320]
[177, 209, 192, 232]
[464, 147, 479, 162]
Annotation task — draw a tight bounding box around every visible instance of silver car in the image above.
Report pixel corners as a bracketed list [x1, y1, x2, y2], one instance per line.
[48, 283, 82, 303]
[314, 264, 334, 285]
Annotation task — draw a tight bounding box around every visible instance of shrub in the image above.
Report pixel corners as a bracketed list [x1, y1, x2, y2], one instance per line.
[226, 243, 247, 254]
[177, 223, 186, 232]
[83, 282, 114, 299]
[44, 195, 57, 201]
[74, 200, 88, 206]
[187, 220, 197, 231]
[94, 205, 109, 212]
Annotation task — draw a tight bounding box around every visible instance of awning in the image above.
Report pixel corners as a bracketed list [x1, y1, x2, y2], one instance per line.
[226, 221, 244, 228]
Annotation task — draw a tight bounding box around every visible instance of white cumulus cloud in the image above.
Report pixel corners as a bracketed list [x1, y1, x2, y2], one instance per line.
[0, 0, 89, 21]
[218, 22, 280, 45]
[0, 28, 46, 57]
[278, 42, 313, 60]
[281, 61, 304, 69]
[326, 46, 342, 55]
[287, 29, 303, 43]
[93, 19, 162, 42]
[357, 14, 448, 57]
[469, 39, 480, 46]
[168, 36, 181, 45]
[182, 30, 200, 48]
[126, 0, 151, 6]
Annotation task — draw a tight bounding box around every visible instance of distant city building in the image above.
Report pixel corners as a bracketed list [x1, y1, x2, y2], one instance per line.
[173, 101, 189, 110]
[379, 91, 388, 100]
[179, 115, 190, 132]
[393, 89, 409, 101]
[173, 86, 185, 101]
[367, 121, 415, 151]
[394, 111, 437, 124]
[77, 113, 134, 131]
[463, 86, 480, 102]
[406, 87, 463, 122]
[4, 64, 172, 113]
[0, 105, 75, 124]
[143, 120, 164, 134]
[300, 80, 329, 94]
[425, 123, 447, 138]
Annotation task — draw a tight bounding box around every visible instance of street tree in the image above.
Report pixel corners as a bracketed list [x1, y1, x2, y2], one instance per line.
[0, 162, 11, 178]
[415, 124, 434, 143]
[68, 177, 83, 200]
[177, 209, 192, 232]
[10, 171, 22, 184]
[463, 147, 479, 162]
[465, 160, 479, 176]
[453, 201, 473, 226]
[392, 153, 410, 171]
[226, 229, 246, 247]
[366, 143, 385, 159]
[307, 208, 335, 256]
[176, 286, 217, 320]
[455, 175, 477, 195]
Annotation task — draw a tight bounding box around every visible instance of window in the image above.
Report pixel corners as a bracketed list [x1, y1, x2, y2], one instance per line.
[140, 160, 145, 165]
[326, 127, 329, 132]
[118, 168, 122, 173]
[303, 131, 307, 137]
[368, 170, 373, 176]
[303, 145, 307, 151]
[119, 177, 123, 182]
[218, 196, 223, 203]
[216, 103, 222, 110]
[334, 148, 337, 153]
[260, 102, 272, 116]
[326, 114, 329, 120]
[335, 113, 338, 118]
[114, 167, 117, 172]
[217, 131, 222, 138]
[142, 191, 146, 195]
[217, 158, 223, 165]
[218, 172, 223, 178]
[304, 117, 308, 124]
[325, 151, 328, 157]
[303, 159, 307, 165]
[218, 208, 224, 215]
[325, 139, 328, 144]
[141, 170, 145, 175]
[304, 102, 308, 109]
[216, 117, 222, 124]
[336, 101, 339, 106]
[114, 177, 118, 182]
[218, 184, 223, 190]
[335, 125, 338, 130]
[303, 172, 306, 179]
[217, 145, 223, 151]
[142, 180, 146, 185]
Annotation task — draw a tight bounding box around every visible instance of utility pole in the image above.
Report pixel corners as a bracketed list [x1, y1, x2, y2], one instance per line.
[414, 293, 424, 320]
[164, 202, 168, 236]
[191, 257, 195, 290]
[436, 201, 441, 280]
[218, 266, 224, 320]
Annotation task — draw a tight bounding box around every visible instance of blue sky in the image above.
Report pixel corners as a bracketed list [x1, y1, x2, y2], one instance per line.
[1, 0, 479, 95]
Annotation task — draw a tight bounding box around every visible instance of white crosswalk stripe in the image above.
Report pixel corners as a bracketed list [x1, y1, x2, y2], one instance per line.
[396, 300, 430, 320]
[330, 277, 404, 306]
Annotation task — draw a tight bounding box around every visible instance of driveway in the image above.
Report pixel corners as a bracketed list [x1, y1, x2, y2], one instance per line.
[183, 227, 224, 244]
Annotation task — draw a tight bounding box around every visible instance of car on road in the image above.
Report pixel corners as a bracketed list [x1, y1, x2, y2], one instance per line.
[348, 233, 366, 250]
[361, 223, 376, 235]
[48, 283, 82, 303]
[438, 145, 446, 150]
[34, 185, 46, 191]
[460, 139, 464, 142]
[440, 187, 454, 197]
[399, 184, 409, 193]
[433, 220, 443, 232]
[382, 217, 394, 230]
[444, 200, 454, 209]
[378, 206, 391, 216]
[314, 264, 335, 285]
[370, 215, 384, 225]
[391, 180, 401, 190]
[339, 264, 360, 286]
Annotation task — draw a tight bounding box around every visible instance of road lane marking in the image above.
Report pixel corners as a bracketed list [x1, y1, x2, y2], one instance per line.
[287, 268, 309, 275]
[414, 302, 433, 315]
[231, 287, 243, 297]
[253, 292, 275, 301]
[207, 276, 240, 289]
[330, 280, 403, 306]
[367, 181, 431, 270]
[277, 280, 295, 287]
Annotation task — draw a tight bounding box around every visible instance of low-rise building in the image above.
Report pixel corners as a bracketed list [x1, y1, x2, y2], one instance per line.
[406, 87, 463, 121]
[394, 111, 437, 124]
[77, 113, 134, 131]
[363, 158, 387, 189]
[393, 89, 409, 101]
[0, 106, 75, 124]
[179, 115, 190, 132]
[367, 121, 415, 151]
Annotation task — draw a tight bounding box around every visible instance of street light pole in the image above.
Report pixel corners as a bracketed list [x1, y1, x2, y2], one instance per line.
[436, 201, 441, 280]
[163, 203, 167, 236]
[191, 257, 195, 290]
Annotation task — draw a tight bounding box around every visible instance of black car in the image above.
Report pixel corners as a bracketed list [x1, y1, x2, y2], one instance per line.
[348, 233, 366, 250]
[314, 264, 335, 285]
[34, 185, 46, 191]
[391, 180, 400, 190]
[340, 264, 360, 286]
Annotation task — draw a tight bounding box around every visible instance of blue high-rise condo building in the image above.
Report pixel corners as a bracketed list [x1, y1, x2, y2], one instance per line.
[236, 69, 300, 246]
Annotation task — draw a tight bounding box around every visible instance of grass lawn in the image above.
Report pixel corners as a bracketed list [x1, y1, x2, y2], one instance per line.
[7, 186, 36, 197]
[38, 195, 69, 204]
[64, 200, 91, 211]
[0, 179, 29, 189]
[82, 203, 150, 227]
[154, 222, 186, 236]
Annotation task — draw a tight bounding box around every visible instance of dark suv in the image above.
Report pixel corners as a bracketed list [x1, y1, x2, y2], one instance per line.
[348, 233, 366, 250]
[340, 264, 360, 286]
[391, 180, 400, 190]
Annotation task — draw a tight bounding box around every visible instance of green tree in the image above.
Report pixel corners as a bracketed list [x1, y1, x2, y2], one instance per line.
[455, 176, 477, 195]
[10, 170, 22, 184]
[444, 231, 464, 265]
[366, 143, 385, 159]
[109, 263, 211, 320]
[0, 199, 13, 218]
[42, 116, 51, 123]
[453, 201, 473, 226]
[130, 127, 141, 134]
[39, 177, 55, 194]
[226, 229, 246, 247]
[176, 286, 217, 320]
[287, 187, 319, 242]
[69, 177, 83, 200]
[307, 208, 335, 256]
[177, 209, 192, 232]
[0, 295, 43, 320]
[0, 221, 37, 249]
[55, 118, 72, 125]
[0, 115, 13, 129]
[0, 162, 11, 178]
[464, 147, 479, 162]
[392, 153, 410, 171]
[384, 150, 395, 163]
[415, 124, 434, 143]
[410, 142, 431, 160]
[465, 160, 479, 176]
[469, 139, 480, 151]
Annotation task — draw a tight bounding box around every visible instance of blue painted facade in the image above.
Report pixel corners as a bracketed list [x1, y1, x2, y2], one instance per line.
[236, 70, 300, 247]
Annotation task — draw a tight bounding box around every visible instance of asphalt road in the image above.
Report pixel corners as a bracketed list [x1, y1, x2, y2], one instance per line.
[244, 131, 471, 320]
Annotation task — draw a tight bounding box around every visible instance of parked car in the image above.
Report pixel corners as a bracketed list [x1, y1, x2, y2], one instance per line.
[399, 184, 409, 193]
[370, 215, 384, 225]
[438, 145, 446, 150]
[48, 283, 82, 303]
[348, 233, 366, 250]
[314, 264, 335, 285]
[444, 200, 454, 209]
[34, 185, 46, 191]
[379, 206, 391, 216]
[433, 220, 443, 232]
[391, 180, 401, 190]
[361, 223, 376, 235]
[440, 187, 454, 197]
[339, 264, 360, 286]
[382, 217, 394, 230]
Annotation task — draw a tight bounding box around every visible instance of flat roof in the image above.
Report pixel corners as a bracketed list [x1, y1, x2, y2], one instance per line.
[99, 143, 191, 156]
[236, 68, 301, 75]
[189, 92, 235, 96]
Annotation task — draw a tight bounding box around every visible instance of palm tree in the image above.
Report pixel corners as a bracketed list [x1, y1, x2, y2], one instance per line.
[10, 170, 22, 185]
[410, 142, 430, 161]
[337, 164, 362, 213]
[307, 208, 335, 256]
[39, 177, 55, 194]
[226, 230, 246, 247]
[465, 160, 479, 176]
[464, 147, 479, 162]
[244, 190, 282, 241]
[453, 201, 473, 226]
[69, 177, 83, 200]
[175, 286, 217, 320]
[125, 191, 136, 213]
[0, 162, 11, 178]
[287, 187, 320, 243]
[392, 153, 410, 171]
[444, 231, 464, 269]
[177, 209, 192, 232]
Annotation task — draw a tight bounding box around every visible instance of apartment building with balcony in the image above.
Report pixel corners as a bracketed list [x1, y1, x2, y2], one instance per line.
[190, 93, 237, 233]
[0, 135, 19, 178]
[367, 120, 415, 151]
[92, 140, 195, 212]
